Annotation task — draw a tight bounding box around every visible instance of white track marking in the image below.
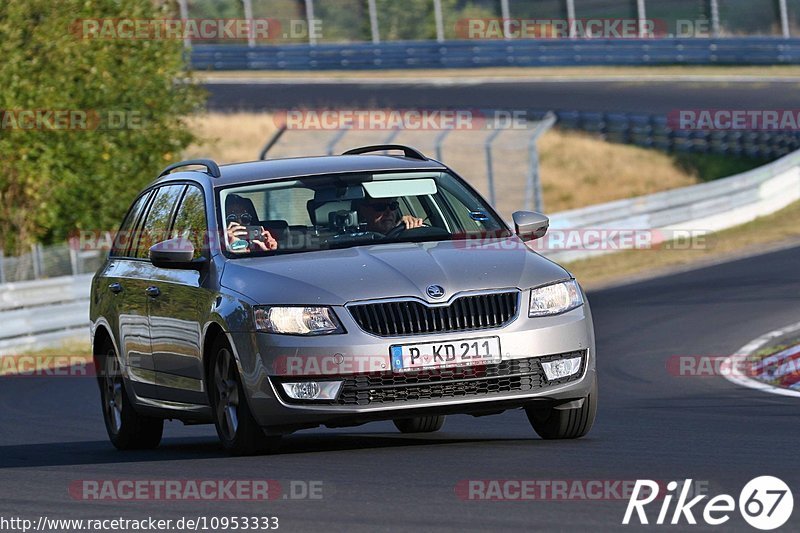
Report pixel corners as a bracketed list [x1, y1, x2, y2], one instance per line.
[200, 75, 800, 86]
[721, 321, 800, 398]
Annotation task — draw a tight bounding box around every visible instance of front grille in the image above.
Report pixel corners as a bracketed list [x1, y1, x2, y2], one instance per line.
[348, 291, 519, 337]
[272, 351, 585, 406]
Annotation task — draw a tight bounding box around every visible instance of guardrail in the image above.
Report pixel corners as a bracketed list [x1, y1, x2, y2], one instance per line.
[191, 38, 800, 71]
[0, 243, 105, 284]
[0, 275, 92, 354]
[543, 147, 800, 263]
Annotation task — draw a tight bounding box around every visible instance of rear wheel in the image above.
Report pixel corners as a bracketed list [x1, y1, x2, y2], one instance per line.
[98, 344, 163, 450]
[526, 376, 597, 439]
[209, 336, 280, 455]
[393, 415, 446, 433]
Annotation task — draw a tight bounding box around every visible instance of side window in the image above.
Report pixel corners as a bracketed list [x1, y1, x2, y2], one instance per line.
[110, 192, 151, 258]
[133, 185, 186, 259]
[171, 186, 207, 259]
[439, 187, 482, 232]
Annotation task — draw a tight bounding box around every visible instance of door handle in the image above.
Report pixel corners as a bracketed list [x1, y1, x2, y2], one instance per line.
[145, 286, 160, 298]
[108, 282, 123, 294]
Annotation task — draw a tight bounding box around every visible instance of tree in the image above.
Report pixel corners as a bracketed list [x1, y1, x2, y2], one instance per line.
[0, 0, 204, 254]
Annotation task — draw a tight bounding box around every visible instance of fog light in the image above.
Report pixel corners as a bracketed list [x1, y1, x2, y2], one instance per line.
[541, 357, 582, 381]
[281, 381, 342, 401]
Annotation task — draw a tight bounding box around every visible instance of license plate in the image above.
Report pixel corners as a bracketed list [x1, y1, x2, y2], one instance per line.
[390, 337, 501, 372]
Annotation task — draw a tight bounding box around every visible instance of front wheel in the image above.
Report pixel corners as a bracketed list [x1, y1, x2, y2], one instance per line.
[526, 376, 597, 439]
[98, 345, 163, 450]
[393, 415, 446, 433]
[209, 336, 281, 455]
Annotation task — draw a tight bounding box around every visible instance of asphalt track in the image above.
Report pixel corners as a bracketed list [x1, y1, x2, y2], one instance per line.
[204, 79, 800, 114]
[1, 243, 798, 532]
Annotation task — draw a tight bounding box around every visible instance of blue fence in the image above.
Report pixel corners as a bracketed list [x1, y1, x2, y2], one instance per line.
[192, 38, 800, 71]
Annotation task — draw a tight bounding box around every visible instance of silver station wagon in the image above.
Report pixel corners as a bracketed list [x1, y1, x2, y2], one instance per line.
[90, 145, 597, 455]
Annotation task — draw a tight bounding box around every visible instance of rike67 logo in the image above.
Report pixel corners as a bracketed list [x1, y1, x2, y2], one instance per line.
[623, 477, 794, 530]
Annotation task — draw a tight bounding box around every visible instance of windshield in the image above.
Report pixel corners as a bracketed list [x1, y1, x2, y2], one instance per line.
[218, 171, 511, 257]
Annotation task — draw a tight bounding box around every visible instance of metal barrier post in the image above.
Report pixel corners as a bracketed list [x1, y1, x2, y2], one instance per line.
[242, 0, 256, 48]
[32, 244, 41, 280]
[305, 0, 317, 45]
[485, 129, 503, 207]
[434, 129, 452, 161]
[0, 249, 5, 285]
[259, 125, 288, 159]
[368, 0, 380, 44]
[709, 0, 720, 37]
[433, 0, 445, 43]
[500, 0, 511, 40]
[779, 0, 791, 38]
[526, 112, 558, 212]
[177, 0, 190, 49]
[326, 126, 351, 155]
[636, 0, 648, 38]
[69, 246, 79, 276]
[566, 0, 577, 38]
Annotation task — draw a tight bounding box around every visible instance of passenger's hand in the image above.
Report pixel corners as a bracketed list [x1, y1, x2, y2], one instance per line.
[226, 221, 247, 245]
[252, 227, 278, 252]
[399, 215, 424, 229]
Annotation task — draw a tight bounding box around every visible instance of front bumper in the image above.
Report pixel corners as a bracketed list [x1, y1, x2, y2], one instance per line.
[230, 301, 595, 431]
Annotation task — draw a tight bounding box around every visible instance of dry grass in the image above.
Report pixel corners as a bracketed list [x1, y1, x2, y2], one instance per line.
[565, 200, 800, 288]
[195, 65, 800, 80]
[537, 129, 698, 210]
[20, 338, 92, 357]
[186, 112, 701, 218]
[0, 338, 92, 376]
[185, 112, 280, 164]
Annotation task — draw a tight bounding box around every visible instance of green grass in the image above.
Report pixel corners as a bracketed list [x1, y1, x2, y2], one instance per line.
[673, 152, 769, 182]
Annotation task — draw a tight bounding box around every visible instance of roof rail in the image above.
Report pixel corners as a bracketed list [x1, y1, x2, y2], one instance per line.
[342, 145, 427, 161]
[158, 159, 221, 179]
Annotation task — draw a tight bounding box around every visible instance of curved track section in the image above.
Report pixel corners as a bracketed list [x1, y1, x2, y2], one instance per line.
[1, 244, 798, 531]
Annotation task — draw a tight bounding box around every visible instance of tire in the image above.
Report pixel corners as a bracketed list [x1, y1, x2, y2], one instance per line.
[209, 336, 281, 455]
[526, 376, 597, 440]
[97, 343, 163, 450]
[393, 415, 446, 433]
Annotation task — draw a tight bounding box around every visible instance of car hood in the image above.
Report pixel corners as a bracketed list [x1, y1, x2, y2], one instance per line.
[221, 237, 571, 305]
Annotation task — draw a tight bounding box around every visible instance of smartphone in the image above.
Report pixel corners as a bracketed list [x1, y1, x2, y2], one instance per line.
[245, 226, 264, 242]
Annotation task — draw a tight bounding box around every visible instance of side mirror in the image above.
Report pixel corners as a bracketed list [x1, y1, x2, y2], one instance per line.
[512, 211, 549, 241]
[149, 238, 204, 269]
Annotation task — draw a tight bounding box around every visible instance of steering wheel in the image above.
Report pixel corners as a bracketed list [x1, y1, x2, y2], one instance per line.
[384, 221, 430, 239]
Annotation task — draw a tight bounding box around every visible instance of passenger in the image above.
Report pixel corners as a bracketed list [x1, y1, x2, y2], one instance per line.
[225, 194, 278, 253]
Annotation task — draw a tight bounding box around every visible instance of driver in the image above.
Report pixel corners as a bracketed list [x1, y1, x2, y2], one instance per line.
[356, 197, 424, 234]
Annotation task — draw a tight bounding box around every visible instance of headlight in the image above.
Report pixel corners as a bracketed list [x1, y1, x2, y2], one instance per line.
[529, 280, 583, 317]
[254, 306, 344, 335]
